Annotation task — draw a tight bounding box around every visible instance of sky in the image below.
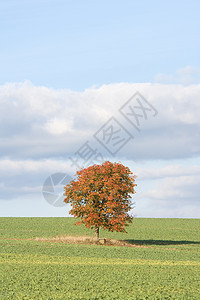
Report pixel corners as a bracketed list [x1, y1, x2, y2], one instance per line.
[0, 0, 200, 218]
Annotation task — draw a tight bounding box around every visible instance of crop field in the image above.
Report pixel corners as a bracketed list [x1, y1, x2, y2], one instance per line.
[0, 218, 199, 299]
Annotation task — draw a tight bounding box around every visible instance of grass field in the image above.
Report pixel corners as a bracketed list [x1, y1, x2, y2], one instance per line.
[0, 217, 199, 299]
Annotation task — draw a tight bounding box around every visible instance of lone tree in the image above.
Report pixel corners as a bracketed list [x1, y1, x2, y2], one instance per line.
[64, 161, 136, 240]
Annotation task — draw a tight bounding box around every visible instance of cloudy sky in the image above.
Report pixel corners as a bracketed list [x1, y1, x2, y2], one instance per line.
[0, 0, 199, 218]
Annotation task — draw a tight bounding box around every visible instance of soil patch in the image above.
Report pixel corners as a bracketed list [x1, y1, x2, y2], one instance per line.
[34, 235, 165, 249]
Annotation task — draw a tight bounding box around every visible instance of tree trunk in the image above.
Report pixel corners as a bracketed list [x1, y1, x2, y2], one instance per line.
[95, 225, 99, 240]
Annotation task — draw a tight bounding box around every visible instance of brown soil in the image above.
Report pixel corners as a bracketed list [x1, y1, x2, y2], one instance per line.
[34, 235, 173, 249]
[35, 235, 134, 247]
[0, 236, 179, 250]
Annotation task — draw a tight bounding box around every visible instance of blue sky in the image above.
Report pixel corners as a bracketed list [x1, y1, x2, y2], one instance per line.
[0, 0, 200, 218]
[1, 0, 200, 90]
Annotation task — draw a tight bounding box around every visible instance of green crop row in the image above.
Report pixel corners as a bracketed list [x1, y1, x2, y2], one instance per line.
[0, 217, 199, 299]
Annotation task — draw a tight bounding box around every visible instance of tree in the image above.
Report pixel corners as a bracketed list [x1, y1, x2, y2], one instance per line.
[64, 161, 136, 240]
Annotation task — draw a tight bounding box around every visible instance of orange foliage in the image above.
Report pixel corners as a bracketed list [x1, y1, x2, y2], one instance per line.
[64, 161, 136, 234]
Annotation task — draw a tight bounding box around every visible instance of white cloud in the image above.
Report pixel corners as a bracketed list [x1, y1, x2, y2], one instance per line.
[143, 175, 200, 201]
[155, 66, 200, 85]
[0, 156, 199, 218]
[0, 81, 200, 161]
[0, 158, 74, 176]
[44, 118, 74, 135]
[134, 172, 200, 218]
[0, 81, 200, 217]
[135, 164, 200, 180]
[122, 158, 200, 218]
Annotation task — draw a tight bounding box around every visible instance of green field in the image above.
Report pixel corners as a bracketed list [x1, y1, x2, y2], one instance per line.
[0, 218, 199, 299]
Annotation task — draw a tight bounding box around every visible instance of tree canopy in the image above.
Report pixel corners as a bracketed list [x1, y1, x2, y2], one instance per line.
[64, 161, 136, 239]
